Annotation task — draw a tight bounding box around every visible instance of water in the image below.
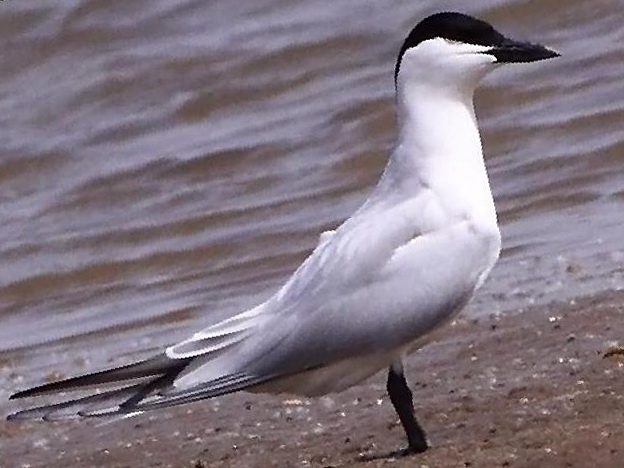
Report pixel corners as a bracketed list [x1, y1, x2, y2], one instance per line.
[1, 0, 623, 396]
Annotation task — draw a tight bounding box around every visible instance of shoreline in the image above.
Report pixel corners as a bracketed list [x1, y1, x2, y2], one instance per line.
[2, 289, 624, 468]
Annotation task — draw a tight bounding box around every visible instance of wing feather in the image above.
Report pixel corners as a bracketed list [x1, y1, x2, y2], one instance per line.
[9, 355, 187, 399]
[166, 305, 266, 359]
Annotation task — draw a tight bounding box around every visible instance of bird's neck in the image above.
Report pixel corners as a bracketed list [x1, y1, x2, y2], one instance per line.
[396, 82, 480, 157]
[382, 82, 498, 227]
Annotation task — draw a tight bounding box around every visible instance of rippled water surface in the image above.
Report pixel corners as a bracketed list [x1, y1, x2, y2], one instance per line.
[1, 0, 623, 393]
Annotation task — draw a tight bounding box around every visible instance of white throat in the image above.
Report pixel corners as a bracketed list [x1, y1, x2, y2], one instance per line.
[381, 65, 499, 234]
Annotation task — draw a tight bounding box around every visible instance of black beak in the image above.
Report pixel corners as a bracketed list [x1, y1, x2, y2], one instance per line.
[490, 37, 560, 63]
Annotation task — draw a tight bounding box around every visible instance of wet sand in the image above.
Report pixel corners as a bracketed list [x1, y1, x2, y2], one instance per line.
[3, 289, 624, 467]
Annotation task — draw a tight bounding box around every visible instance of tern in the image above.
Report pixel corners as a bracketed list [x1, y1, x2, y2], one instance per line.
[8, 12, 559, 456]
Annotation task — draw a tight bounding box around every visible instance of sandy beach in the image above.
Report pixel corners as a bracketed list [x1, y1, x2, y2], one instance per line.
[3, 289, 623, 468]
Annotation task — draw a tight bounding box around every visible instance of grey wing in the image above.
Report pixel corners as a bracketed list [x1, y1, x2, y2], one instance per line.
[8, 302, 285, 419]
[164, 218, 466, 397]
[8, 198, 446, 419]
[160, 196, 443, 387]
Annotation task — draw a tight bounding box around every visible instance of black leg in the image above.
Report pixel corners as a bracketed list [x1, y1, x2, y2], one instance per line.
[386, 365, 428, 454]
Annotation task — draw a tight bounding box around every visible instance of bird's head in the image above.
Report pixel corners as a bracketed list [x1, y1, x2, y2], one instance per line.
[395, 12, 559, 96]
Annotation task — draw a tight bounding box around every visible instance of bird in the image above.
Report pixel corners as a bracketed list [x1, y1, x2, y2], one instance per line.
[8, 11, 559, 456]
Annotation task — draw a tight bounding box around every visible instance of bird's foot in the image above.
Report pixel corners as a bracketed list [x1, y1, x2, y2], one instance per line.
[403, 440, 429, 455]
[358, 442, 428, 462]
[404, 435, 429, 455]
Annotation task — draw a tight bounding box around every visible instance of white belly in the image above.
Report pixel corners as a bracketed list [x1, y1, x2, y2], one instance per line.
[250, 352, 398, 397]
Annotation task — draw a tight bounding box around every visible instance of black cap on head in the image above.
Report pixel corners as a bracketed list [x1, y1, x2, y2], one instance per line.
[395, 12, 559, 82]
[395, 12, 505, 81]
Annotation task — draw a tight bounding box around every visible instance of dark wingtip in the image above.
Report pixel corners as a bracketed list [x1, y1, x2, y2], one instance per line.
[9, 385, 50, 400]
[8, 386, 39, 399]
[6, 355, 185, 401]
[9, 391, 25, 400]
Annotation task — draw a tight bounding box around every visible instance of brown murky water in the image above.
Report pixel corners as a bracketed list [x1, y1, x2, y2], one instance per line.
[1, 0, 623, 414]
